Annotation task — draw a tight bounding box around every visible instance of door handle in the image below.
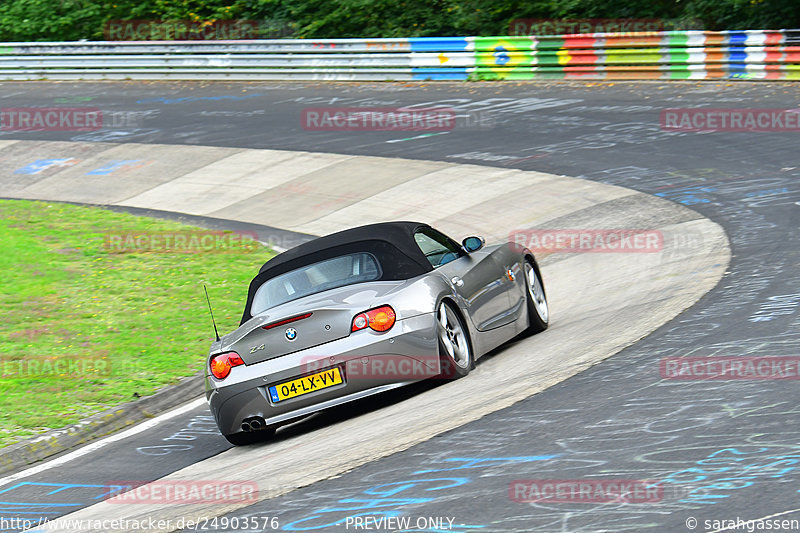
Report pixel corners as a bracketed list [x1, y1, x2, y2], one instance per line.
[451, 276, 464, 287]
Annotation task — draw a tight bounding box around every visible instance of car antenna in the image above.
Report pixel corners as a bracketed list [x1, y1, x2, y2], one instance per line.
[204, 284, 221, 342]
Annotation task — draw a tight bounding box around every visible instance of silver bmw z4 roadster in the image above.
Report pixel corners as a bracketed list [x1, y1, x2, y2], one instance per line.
[206, 221, 549, 445]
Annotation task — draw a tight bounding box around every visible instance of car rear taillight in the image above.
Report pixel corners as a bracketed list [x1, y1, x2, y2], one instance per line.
[210, 351, 244, 380]
[352, 305, 396, 332]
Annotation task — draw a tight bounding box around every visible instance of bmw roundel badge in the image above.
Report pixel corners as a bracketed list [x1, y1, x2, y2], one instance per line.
[285, 327, 297, 341]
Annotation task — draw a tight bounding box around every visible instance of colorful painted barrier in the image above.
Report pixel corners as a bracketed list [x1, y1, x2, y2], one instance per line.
[0, 30, 798, 81]
[468, 30, 800, 80]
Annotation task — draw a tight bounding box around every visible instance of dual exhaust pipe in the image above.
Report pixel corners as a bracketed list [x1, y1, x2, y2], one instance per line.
[241, 416, 267, 432]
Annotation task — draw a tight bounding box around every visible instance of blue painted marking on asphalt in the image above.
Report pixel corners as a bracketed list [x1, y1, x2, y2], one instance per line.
[744, 187, 789, 197]
[86, 160, 142, 175]
[0, 481, 120, 498]
[281, 457, 559, 530]
[655, 186, 716, 205]
[386, 132, 450, 144]
[0, 481, 128, 531]
[413, 455, 560, 474]
[13, 159, 76, 175]
[282, 511, 405, 531]
[364, 478, 469, 496]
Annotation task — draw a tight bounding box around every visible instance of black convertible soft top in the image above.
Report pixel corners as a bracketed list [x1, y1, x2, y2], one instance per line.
[240, 221, 435, 324]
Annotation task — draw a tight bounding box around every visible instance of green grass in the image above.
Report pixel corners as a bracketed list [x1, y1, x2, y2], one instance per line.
[0, 199, 275, 448]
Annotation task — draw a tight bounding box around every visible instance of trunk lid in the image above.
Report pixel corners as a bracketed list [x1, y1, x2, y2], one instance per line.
[227, 281, 405, 365]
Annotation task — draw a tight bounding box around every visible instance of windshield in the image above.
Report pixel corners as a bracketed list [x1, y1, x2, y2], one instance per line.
[250, 252, 381, 315]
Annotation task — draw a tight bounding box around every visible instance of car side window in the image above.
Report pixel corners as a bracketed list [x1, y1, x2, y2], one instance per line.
[414, 229, 463, 268]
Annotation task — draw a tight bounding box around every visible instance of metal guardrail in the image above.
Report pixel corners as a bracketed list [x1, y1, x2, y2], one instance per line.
[1, 30, 799, 81]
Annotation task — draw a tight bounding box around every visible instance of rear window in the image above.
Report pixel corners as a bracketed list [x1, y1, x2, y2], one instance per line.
[250, 252, 381, 315]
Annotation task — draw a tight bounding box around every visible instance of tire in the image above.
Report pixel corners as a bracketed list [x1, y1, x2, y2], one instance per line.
[523, 260, 549, 335]
[436, 301, 473, 379]
[223, 427, 276, 446]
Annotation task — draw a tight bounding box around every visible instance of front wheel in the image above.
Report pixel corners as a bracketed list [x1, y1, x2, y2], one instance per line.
[437, 301, 473, 379]
[523, 261, 549, 334]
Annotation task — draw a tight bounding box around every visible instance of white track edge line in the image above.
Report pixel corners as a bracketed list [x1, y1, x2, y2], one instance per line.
[0, 396, 207, 489]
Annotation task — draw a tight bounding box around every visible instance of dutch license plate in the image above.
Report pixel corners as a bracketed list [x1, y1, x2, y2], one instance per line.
[268, 367, 343, 402]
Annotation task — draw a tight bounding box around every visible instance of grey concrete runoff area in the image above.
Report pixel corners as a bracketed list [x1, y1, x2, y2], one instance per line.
[1, 139, 727, 532]
[0, 80, 797, 532]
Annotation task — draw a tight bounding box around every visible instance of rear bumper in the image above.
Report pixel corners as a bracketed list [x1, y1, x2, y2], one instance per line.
[206, 312, 438, 435]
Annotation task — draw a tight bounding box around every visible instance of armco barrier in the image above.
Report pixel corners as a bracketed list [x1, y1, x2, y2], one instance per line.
[1, 29, 798, 81]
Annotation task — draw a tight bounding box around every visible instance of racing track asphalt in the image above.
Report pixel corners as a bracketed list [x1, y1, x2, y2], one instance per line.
[0, 136, 725, 532]
[0, 80, 797, 532]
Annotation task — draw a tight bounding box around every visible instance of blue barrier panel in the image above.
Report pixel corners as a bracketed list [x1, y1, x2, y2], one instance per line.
[411, 67, 469, 80]
[727, 32, 750, 45]
[728, 49, 748, 62]
[409, 37, 470, 52]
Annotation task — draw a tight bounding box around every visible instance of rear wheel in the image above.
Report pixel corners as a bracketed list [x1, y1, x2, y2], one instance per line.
[437, 301, 473, 379]
[523, 261, 549, 334]
[223, 427, 276, 446]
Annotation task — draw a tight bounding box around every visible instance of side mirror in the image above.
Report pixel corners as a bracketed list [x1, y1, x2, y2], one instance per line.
[462, 236, 485, 253]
